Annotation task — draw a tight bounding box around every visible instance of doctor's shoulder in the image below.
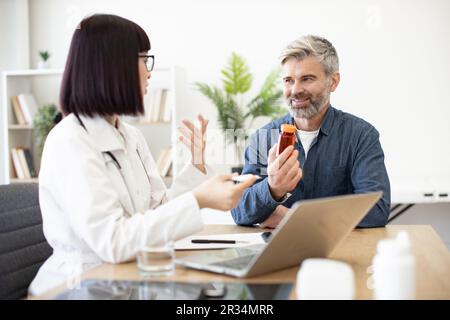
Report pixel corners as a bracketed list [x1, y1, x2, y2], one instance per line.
[42, 114, 98, 156]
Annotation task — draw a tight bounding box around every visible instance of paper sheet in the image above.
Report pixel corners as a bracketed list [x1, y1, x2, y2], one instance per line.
[174, 232, 265, 250]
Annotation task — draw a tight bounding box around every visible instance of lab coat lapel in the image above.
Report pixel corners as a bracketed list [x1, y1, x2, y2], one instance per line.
[78, 115, 125, 153]
[79, 115, 136, 215]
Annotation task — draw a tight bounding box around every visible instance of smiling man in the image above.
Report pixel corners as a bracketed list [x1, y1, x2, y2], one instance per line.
[231, 35, 391, 228]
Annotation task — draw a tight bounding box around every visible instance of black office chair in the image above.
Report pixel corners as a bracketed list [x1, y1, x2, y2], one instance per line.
[0, 183, 52, 299]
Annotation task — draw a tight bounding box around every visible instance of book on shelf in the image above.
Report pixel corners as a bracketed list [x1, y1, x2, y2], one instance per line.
[10, 147, 36, 179]
[161, 90, 172, 123]
[10, 148, 25, 179]
[166, 161, 173, 177]
[156, 148, 172, 177]
[17, 148, 31, 179]
[144, 88, 170, 123]
[17, 93, 39, 125]
[11, 96, 27, 125]
[150, 89, 162, 122]
[23, 148, 37, 178]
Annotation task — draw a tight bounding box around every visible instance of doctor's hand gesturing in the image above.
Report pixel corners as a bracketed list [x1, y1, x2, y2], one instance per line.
[178, 114, 209, 174]
[193, 174, 259, 211]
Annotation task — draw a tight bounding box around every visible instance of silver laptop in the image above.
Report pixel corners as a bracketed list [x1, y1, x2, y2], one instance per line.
[175, 192, 382, 277]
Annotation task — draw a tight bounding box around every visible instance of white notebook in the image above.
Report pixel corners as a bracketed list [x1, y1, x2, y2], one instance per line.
[174, 232, 265, 251]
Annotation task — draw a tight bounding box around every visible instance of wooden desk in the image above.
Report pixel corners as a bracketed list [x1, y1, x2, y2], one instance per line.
[32, 225, 450, 300]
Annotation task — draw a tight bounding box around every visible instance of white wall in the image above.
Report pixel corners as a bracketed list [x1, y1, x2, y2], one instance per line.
[0, 0, 29, 184]
[0, 0, 29, 70]
[26, 0, 450, 185]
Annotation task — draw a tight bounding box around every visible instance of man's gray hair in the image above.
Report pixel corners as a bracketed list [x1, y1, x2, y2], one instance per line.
[280, 35, 339, 75]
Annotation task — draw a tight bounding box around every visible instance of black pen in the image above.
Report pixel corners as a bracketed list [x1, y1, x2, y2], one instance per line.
[191, 239, 236, 244]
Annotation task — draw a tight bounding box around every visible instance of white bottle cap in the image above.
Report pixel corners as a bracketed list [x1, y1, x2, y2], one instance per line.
[376, 231, 411, 256]
[396, 231, 411, 249]
[296, 258, 355, 300]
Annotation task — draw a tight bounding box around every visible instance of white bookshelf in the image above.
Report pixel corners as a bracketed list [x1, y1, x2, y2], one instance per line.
[1, 66, 186, 185]
[1, 69, 63, 184]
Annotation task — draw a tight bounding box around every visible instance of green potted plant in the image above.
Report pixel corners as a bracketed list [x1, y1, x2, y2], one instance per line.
[33, 104, 60, 156]
[38, 50, 51, 69]
[195, 52, 285, 172]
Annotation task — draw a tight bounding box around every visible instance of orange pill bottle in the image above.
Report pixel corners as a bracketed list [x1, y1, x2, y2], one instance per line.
[277, 124, 296, 156]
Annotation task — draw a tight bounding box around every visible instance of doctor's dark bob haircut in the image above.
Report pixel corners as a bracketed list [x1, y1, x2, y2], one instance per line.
[60, 14, 150, 117]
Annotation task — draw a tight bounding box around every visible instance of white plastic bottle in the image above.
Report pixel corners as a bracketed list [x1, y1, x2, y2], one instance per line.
[296, 258, 355, 300]
[372, 231, 416, 299]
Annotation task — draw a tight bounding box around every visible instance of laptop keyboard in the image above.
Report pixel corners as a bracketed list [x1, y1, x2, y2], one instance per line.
[211, 254, 257, 270]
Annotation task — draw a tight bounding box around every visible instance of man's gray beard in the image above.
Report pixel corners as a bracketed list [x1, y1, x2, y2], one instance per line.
[288, 92, 330, 119]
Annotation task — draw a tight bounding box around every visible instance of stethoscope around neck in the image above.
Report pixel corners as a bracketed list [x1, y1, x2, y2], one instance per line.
[74, 113, 157, 213]
[75, 113, 122, 170]
[74, 113, 152, 185]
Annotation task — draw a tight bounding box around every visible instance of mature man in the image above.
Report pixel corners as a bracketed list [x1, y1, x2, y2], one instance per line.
[231, 35, 390, 228]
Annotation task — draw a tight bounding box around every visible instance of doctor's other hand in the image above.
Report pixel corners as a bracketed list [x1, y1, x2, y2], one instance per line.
[267, 143, 302, 201]
[178, 114, 209, 174]
[193, 174, 259, 211]
[260, 205, 289, 229]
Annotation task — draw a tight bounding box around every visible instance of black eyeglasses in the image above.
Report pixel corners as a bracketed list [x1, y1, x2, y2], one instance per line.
[138, 54, 155, 72]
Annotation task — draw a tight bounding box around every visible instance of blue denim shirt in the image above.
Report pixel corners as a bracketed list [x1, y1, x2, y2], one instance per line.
[231, 106, 391, 228]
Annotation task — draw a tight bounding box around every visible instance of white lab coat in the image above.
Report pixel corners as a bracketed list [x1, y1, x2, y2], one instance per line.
[29, 114, 212, 296]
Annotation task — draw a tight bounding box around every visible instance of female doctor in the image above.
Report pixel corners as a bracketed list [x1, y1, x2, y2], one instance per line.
[29, 14, 257, 295]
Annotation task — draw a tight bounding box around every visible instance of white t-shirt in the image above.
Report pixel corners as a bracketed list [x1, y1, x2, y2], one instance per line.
[297, 129, 320, 159]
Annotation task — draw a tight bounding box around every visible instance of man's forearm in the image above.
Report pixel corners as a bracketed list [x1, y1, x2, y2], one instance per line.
[231, 179, 281, 225]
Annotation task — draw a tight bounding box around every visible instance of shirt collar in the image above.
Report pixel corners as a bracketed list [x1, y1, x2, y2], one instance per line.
[289, 105, 335, 136]
[319, 105, 335, 136]
[77, 114, 126, 152]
